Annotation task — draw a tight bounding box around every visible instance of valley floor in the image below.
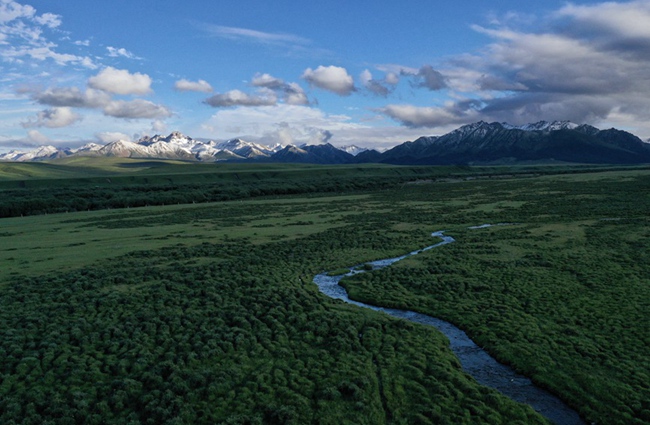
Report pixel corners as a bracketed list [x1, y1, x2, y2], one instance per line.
[1, 165, 648, 424]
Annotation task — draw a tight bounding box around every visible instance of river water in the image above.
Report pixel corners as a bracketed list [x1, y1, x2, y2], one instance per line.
[313, 231, 585, 425]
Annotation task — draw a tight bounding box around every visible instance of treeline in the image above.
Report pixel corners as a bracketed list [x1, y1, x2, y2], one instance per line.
[0, 167, 442, 217]
[0, 162, 631, 218]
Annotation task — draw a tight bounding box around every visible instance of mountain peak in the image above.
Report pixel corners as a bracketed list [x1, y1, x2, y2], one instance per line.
[168, 131, 186, 139]
[501, 120, 578, 132]
[339, 145, 368, 156]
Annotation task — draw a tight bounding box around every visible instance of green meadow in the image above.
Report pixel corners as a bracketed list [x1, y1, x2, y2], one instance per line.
[0, 160, 648, 424]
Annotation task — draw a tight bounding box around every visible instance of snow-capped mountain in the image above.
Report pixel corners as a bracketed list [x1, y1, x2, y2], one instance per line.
[339, 145, 368, 156]
[0, 145, 68, 162]
[2, 122, 650, 165]
[98, 140, 155, 158]
[214, 138, 283, 158]
[75, 143, 103, 153]
[377, 121, 650, 165]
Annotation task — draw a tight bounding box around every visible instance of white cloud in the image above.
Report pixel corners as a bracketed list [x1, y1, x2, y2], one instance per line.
[106, 46, 140, 60]
[174, 78, 213, 93]
[385, 72, 399, 85]
[199, 103, 434, 149]
[557, 1, 650, 42]
[379, 104, 475, 128]
[283, 82, 309, 105]
[360, 69, 393, 97]
[400, 65, 447, 90]
[203, 89, 277, 107]
[88, 67, 153, 95]
[103, 99, 172, 119]
[374, 1, 650, 136]
[27, 129, 49, 144]
[34, 12, 61, 28]
[251, 73, 309, 105]
[0, 2, 95, 68]
[0, 1, 35, 23]
[251, 73, 284, 89]
[33, 87, 111, 108]
[2, 44, 96, 68]
[201, 104, 358, 142]
[151, 119, 167, 133]
[199, 24, 310, 46]
[302, 65, 355, 96]
[95, 131, 130, 143]
[376, 63, 418, 75]
[21, 107, 82, 128]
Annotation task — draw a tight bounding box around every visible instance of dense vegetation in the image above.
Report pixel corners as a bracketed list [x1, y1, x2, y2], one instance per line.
[1, 218, 546, 424]
[1, 161, 649, 424]
[342, 173, 650, 425]
[0, 158, 631, 218]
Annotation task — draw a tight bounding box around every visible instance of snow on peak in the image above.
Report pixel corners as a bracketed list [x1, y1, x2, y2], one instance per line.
[0, 145, 71, 161]
[502, 121, 578, 132]
[215, 138, 276, 158]
[450, 121, 494, 138]
[165, 131, 193, 144]
[74, 143, 103, 152]
[339, 145, 368, 156]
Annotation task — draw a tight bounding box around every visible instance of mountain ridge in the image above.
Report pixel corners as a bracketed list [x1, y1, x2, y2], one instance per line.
[2, 120, 649, 165]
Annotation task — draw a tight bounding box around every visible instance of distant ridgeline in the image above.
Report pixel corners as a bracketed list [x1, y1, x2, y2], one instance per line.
[3, 121, 650, 165]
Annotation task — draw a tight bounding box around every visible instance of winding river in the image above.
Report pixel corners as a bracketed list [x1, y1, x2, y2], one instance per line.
[313, 231, 585, 425]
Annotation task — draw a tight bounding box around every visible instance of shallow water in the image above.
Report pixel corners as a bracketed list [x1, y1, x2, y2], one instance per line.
[313, 231, 585, 425]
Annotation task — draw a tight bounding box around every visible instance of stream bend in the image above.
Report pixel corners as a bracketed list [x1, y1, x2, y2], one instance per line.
[313, 230, 585, 425]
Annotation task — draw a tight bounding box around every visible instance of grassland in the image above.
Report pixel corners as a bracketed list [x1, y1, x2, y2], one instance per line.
[1, 160, 649, 424]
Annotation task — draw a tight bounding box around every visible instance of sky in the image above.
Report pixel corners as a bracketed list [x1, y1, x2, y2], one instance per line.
[1, 0, 650, 153]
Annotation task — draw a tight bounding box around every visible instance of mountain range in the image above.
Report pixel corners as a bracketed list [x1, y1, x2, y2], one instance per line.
[3, 121, 650, 165]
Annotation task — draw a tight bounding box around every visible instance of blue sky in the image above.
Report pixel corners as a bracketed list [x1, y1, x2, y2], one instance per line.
[2, 0, 650, 152]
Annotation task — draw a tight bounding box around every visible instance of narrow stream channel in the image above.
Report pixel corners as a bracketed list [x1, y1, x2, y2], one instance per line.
[313, 231, 585, 425]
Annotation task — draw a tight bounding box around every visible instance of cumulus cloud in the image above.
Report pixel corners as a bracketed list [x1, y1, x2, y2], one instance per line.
[401, 65, 448, 91]
[88, 67, 153, 95]
[201, 104, 359, 143]
[199, 103, 430, 149]
[21, 107, 82, 128]
[26, 129, 49, 144]
[377, 1, 650, 136]
[151, 120, 167, 133]
[95, 131, 131, 143]
[203, 89, 277, 107]
[302, 65, 355, 96]
[251, 73, 285, 89]
[462, 4, 650, 125]
[174, 78, 213, 93]
[556, 1, 650, 49]
[282, 82, 309, 105]
[379, 104, 474, 128]
[103, 99, 172, 119]
[359, 69, 395, 97]
[385, 72, 399, 85]
[32, 87, 111, 108]
[251, 73, 309, 105]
